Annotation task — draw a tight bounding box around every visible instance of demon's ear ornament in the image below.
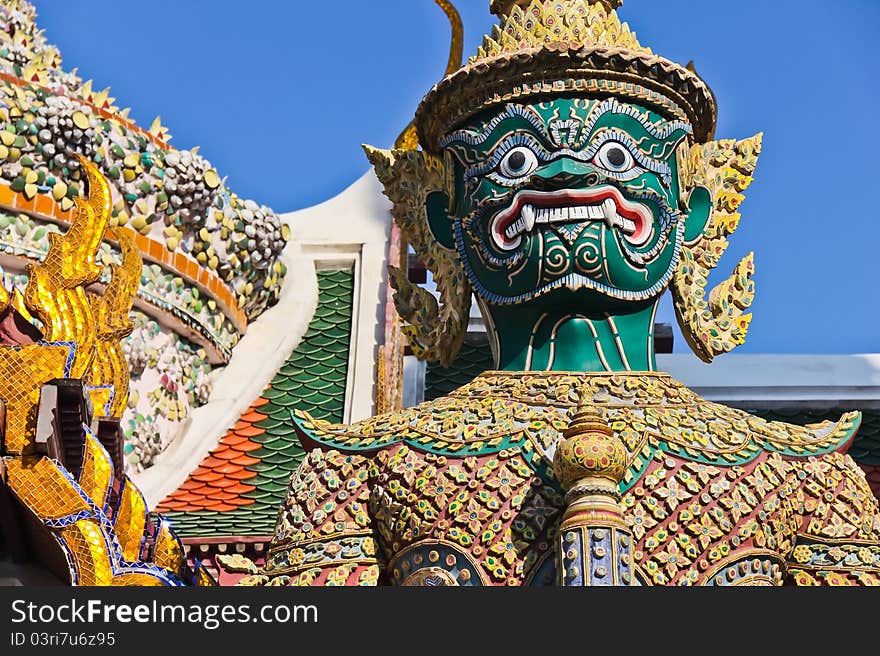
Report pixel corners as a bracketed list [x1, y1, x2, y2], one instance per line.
[671, 133, 763, 362]
[361, 0, 469, 367]
[364, 145, 471, 367]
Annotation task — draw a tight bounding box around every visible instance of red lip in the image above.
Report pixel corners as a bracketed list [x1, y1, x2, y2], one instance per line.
[489, 187, 653, 250]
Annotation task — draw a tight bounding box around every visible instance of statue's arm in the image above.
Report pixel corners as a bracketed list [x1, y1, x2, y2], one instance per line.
[260, 448, 386, 586]
[786, 453, 880, 586]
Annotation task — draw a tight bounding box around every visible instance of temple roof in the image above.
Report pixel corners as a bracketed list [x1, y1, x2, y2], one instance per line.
[156, 267, 354, 537]
[0, 0, 289, 362]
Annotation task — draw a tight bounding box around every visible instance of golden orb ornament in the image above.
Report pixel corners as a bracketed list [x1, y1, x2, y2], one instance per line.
[552, 403, 627, 491]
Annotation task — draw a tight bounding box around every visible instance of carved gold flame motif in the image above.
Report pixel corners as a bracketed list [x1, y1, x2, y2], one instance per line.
[87, 227, 142, 418]
[22, 157, 112, 380]
[0, 156, 212, 585]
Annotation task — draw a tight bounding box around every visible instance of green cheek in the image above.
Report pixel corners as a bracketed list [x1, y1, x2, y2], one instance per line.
[600, 227, 678, 291]
[461, 234, 536, 295]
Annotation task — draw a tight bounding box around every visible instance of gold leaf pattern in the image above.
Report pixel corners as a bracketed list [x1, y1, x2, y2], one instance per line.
[476, 0, 647, 61]
[263, 372, 880, 586]
[364, 147, 471, 365]
[672, 134, 763, 362]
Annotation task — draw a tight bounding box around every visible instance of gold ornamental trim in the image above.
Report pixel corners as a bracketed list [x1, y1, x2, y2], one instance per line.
[415, 1, 717, 150]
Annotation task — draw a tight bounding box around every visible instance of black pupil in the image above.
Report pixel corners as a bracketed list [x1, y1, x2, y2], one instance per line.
[508, 150, 527, 171]
[607, 146, 627, 168]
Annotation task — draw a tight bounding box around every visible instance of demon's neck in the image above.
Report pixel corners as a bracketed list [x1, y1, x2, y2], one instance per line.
[481, 298, 660, 372]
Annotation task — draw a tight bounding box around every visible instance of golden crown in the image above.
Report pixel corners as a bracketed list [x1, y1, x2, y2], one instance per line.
[416, 0, 717, 151]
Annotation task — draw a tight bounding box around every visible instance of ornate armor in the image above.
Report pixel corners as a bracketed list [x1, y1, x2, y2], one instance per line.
[232, 0, 880, 586]
[253, 373, 880, 586]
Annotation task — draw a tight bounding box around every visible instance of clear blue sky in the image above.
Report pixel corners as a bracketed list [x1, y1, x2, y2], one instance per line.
[29, 0, 880, 355]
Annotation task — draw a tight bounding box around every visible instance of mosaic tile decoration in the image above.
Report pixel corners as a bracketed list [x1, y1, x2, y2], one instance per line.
[157, 267, 354, 537]
[0, 0, 288, 329]
[426, 347, 880, 503]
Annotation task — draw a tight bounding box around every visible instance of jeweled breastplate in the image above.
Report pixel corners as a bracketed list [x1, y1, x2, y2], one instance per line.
[257, 372, 880, 586]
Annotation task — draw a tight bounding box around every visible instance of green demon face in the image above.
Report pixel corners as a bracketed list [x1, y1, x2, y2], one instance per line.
[431, 98, 709, 309]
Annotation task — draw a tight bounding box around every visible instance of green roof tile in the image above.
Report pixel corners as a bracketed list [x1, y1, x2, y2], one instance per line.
[163, 267, 355, 537]
[424, 340, 494, 401]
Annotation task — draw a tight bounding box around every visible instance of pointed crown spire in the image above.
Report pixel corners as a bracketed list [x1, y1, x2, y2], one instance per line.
[490, 0, 621, 18]
[416, 0, 716, 152]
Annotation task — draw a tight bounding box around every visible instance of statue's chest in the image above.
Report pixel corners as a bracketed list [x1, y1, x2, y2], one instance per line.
[369, 445, 798, 586]
[369, 444, 563, 585]
[620, 453, 799, 585]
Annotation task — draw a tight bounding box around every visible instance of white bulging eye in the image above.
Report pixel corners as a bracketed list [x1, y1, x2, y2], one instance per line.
[595, 141, 634, 172]
[498, 146, 538, 179]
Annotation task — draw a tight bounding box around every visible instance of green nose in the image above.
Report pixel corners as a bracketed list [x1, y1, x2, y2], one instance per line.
[532, 158, 601, 188]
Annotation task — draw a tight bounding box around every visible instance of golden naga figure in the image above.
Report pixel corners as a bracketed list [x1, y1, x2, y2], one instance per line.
[0, 157, 214, 586]
[235, 0, 880, 586]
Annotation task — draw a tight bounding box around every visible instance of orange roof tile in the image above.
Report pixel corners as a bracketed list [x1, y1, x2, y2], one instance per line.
[222, 434, 251, 447]
[209, 491, 241, 502]
[231, 441, 262, 453]
[213, 462, 245, 475]
[225, 469, 260, 481]
[184, 484, 212, 496]
[191, 471, 226, 484]
[212, 447, 241, 461]
[199, 456, 227, 469]
[159, 500, 188, 512]
[225, 483, 256, 495]
[175, 492, 208, 504]
[204, 501, 238, 512]
[229, 454, 261, 467]
[232, 424, 266, 438]
[155, 394, 271, 513]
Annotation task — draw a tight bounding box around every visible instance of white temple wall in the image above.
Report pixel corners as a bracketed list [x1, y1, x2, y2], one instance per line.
[136, 171, 392, 506]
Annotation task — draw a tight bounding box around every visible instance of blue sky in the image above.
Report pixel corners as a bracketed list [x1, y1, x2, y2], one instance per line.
[30, 0, 880, 355]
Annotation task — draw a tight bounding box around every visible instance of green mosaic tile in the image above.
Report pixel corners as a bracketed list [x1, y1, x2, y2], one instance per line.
[163, 267, 354, 537]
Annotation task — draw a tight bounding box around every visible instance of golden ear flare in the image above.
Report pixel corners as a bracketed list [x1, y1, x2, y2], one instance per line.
[671, 133, 763, 363]
[364, 145, 471, 367]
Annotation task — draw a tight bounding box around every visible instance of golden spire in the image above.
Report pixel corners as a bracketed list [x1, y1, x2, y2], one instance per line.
[491, 0, 623, 19]
[416, 0, 717, 151]
[394, 0, 464, 150]
[551, 390, 634, 585]
[475, 0, 646, 61]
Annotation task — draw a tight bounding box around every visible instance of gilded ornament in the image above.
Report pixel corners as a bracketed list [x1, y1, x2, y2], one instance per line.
[227, 0, 880, 587]
[1, 156, 213, 585]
